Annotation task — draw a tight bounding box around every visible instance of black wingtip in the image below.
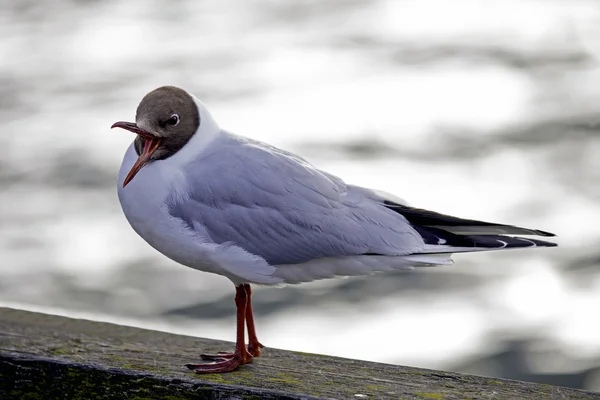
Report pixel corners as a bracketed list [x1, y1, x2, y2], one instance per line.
[383, 201, 557, 238]
[534, 229, 556, 237]
[464, 235, 558, 249]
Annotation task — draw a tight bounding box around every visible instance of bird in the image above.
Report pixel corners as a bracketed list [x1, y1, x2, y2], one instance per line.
[111, 85, 557, 374]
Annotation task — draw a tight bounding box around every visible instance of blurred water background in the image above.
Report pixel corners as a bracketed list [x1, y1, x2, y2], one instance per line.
[1, 0, 600, 391]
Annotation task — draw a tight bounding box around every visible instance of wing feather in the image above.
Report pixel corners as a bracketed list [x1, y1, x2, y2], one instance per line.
[166, 132, 556, 285]
[168, 133, 424, 268]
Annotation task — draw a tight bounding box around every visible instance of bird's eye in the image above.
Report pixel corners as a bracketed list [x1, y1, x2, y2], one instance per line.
[166, 114, 180, 126]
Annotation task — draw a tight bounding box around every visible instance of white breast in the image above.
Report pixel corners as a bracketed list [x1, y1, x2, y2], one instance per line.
[117, 142, 281, 286]
[117, 143, 211, 270]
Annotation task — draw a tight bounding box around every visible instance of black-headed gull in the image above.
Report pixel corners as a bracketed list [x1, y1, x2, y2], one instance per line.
[111, 86, 556, 373]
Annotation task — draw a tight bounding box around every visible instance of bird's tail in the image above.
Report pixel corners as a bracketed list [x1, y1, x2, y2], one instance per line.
[383, 201, 557, 254]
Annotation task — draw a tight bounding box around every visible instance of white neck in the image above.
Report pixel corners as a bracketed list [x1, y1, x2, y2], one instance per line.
[168, 94, 221, 165]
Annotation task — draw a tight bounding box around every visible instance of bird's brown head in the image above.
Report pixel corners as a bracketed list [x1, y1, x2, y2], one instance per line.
[111, 86, 200, 187]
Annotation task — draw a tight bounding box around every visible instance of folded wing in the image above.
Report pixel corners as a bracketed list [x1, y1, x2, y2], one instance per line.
[168, 134, 425, 269]
[168, 132, 556, 283]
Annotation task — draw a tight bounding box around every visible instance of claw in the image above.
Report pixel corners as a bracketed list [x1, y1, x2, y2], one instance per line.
[186, 349, 253, 374]
[248, 341, 264, 358]
[186, 356, 243, 374]
[200, 352, 236, 361]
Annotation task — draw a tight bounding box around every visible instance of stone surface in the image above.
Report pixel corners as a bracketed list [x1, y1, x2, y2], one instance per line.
[0, 308, 598, 399]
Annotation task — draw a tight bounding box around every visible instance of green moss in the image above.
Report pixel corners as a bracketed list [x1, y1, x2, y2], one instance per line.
[17, 393, 43, 400]
[197, 373, 227, 383]
[485, 379, 504, 386]
[57, 367, 190, 399]
[538, 384, 554, 392]
[48, 347, 77, 356]
[65, 366, 101, 399]
[121, 363, 161, 372]
[266, 377, 301, 385]
[415, 392, 444, 400]
[293, 351, 323, 358]
[195, 369, 303, 388]
[127, 348, 145, 353]
[241, 395, 263, 400]
[266, 372, 301, 385]
[190, 368, 262, 388]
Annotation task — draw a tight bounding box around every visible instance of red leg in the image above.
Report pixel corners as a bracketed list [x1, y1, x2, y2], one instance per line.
[186, 285, 253, 373]
[199, 284, 264, 360]
[244, 284, 264, 357]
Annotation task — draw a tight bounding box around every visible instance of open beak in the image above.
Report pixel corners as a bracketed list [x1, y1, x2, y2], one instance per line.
[111, 121, 162, 187]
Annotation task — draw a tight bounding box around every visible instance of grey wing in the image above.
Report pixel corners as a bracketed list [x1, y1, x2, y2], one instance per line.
[168, 135, 425, 267]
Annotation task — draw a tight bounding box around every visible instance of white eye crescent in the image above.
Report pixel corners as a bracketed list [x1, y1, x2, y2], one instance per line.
[167, 114, 180, 126]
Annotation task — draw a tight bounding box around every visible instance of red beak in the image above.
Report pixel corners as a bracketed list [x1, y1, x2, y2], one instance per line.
[111, 121, 162, 187]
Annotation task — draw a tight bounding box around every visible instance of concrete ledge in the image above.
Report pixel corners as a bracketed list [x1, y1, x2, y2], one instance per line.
[0, 308, 598, 400]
